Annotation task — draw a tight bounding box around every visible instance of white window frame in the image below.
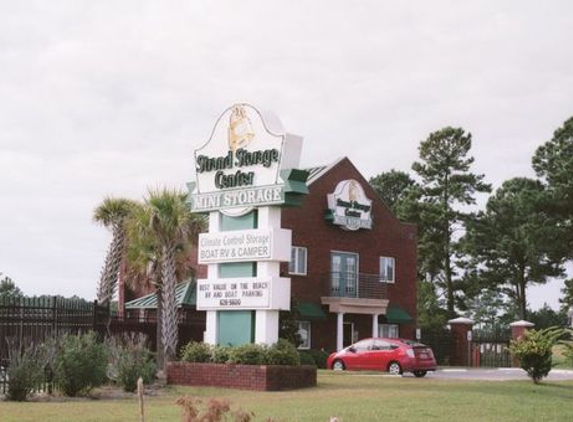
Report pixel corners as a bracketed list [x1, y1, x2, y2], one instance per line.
[380, 256, 395, 283]
[289, 246, 308, 276]
[379, 323, 399, 339]
[296, 320, 311, 350]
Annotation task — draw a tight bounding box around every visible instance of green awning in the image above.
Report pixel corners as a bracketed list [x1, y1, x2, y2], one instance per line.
[125, 281, 196, 309]
[296, 302, 327, 320]
[386, 305, 413, 324]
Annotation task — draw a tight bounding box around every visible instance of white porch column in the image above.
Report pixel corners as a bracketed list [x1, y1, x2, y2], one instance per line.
[337, 312, 345, 351]
[372, 314, 380, 338]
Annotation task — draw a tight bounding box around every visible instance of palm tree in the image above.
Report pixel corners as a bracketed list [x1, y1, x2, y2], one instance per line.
[128, 189, 204, 365]
[93, 197, 137, 306]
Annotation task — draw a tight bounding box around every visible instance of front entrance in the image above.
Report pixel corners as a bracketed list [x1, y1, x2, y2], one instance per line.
[343, 322, 355, 347]
[331, 252, 359, 297]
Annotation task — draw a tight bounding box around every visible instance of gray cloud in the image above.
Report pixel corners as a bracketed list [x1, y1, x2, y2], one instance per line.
[1, 0, 572, 307]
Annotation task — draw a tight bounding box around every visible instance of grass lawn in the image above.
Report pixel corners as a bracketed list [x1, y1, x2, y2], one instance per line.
[1, 371, 572, 422]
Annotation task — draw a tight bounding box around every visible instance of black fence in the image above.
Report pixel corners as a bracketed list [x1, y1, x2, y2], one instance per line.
[471, 329, 512, 368]
[420, 327, 452, 365]
[0, 296, 205, 396]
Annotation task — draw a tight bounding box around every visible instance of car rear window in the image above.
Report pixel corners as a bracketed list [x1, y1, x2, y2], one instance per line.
[398, 339, 425, 347]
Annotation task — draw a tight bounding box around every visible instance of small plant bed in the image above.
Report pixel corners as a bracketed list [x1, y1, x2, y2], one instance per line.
[13, 383, 166, 403]
[168, 340, 317, 391]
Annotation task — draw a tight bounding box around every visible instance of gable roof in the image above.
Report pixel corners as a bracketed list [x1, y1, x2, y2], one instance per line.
[125, 280, 196, 309]
[304, 157, 345, 185]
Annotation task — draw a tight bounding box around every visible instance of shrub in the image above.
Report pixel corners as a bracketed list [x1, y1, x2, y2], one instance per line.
[181, 341, 212, 363]
[53, 332, 107, 396]
[265, 339, 300, 366]
[107, 334, 157, 392]
[211, 345, 232, 364]
[5, 339, 45, 401]
[559, 329, 573, 367]
[299, 352, 317, 366]
[308, 349, 330, 369]
[508, 327, 565, 383]
[228, 344, 266, 365]
[299, 349, 330, 368]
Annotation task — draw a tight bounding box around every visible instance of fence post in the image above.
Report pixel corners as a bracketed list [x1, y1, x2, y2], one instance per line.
[509, 320, 535, 367]
[52, 296, 58, 337]
[92, 300, 98, 331]
[448, 317, 474, 367]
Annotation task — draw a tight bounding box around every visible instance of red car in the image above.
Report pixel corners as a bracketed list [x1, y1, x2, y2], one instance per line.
[327, 338, 437, 377]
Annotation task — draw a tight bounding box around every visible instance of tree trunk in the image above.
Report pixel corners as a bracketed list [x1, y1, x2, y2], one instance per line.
[519, 276, 527, 321]
[161, 243, 178, 369]
[96, 224, 124, 305]
[156, 286, 164, 370]
[443, 172, 455, 317]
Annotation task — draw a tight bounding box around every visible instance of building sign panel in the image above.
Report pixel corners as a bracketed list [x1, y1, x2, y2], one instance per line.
[189, 104, 287, 217]
[196, 277, 291, 310]
[327, 179, 373, 231]
[198, 228, 291, 264]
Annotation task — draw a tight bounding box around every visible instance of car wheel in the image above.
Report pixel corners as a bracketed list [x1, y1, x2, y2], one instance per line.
[332, 360, 346, 371]
[413, 370, 427, 378]
[388, 362, 402, 376]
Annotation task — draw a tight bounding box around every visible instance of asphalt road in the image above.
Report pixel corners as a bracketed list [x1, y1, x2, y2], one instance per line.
[351, 368, 573, 381]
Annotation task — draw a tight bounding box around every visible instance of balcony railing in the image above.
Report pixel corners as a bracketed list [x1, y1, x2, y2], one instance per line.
[324, 271, 388, 300]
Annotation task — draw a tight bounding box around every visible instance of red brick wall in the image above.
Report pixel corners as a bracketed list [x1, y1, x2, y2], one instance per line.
[167, 362, 317, 391]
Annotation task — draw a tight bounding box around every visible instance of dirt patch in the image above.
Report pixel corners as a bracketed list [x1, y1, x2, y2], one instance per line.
[25, 383, 168, 402]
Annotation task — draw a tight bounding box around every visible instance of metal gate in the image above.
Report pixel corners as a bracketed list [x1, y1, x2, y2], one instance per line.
[471, 330, 512, 367]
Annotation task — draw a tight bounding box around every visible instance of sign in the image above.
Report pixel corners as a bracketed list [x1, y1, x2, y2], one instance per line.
[327, 179, 373, 230]
[196, 277, 291, 310]
[190, 104, 287, 216]
[191, 185, 285, 213]
[198, 228, 291, 264]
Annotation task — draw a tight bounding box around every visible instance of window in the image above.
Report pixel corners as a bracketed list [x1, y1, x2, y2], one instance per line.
[297, 321, 311, 349]
[352, 339, 372, 351]
[289, 246, 307, 275]
[379, 324, 399, 338]
[380, 256, 395, 283]
[372, 339, 394, 350]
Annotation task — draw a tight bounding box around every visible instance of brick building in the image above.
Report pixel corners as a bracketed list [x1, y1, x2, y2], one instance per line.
[124, 156, 417, 352]
[281, 157, 417, 351]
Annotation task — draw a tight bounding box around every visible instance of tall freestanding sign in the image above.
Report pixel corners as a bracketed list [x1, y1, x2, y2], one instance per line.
[187, 104, 308, 346]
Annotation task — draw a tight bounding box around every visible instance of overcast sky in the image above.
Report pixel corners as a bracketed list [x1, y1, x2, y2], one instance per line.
[1, 1, 572, 311]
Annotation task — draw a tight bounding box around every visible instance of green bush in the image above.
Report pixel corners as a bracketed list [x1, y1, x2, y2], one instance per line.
[265, 339, 300, 366]
[299, 351, 317, 366]
[5, 339, 45, 401]
[107, 335, 156, 392]
[559, 329, 573, 367]
[228, 343, 266, 365]
[181, 341, 212, 363]
[508, 327, 565, 383]
[211, 345, 231, 364]
[53, 332, 107, 396]
[307, 349, 330, 369]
